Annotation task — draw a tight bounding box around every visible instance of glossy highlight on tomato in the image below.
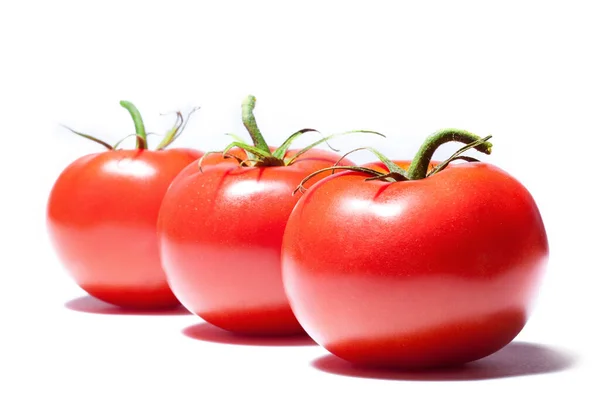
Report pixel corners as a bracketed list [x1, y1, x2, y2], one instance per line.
[282, 131, 549, 368]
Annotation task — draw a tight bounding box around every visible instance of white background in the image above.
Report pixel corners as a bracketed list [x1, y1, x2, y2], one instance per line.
[1, 1, 598, 399]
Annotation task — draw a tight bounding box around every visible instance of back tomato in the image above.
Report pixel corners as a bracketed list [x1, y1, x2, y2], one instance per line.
[157, 148, 353, 335]
[47, 148, 202, 309]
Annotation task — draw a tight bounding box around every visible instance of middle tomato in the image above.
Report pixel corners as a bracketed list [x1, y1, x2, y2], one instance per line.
[157, 95, 374, 335]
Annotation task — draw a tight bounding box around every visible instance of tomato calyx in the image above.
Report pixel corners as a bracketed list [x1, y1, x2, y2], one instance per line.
[294, 130, 493, 193]
[61, 101, 200, 151]
[198, 95, 384, 170]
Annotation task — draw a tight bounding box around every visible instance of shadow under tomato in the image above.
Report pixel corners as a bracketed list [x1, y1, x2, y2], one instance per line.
[311, 342, 576, 381]
[182, 323, 317, 346]
[65, 295, 190, 316]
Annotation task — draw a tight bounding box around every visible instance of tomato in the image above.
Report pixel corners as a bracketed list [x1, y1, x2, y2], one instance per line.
[281, 130, 549, 368]
[156, 95, 372, 335]
[47, 101, 203, 309]
[158, 149, 354, 334]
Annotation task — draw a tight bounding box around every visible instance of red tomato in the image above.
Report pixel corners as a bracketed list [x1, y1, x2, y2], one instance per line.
[47, 148, 202, 309]
[282, 161, 548, 368]
[157, 148, 354, 335]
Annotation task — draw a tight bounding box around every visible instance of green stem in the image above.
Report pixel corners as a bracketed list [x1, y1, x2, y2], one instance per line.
[406, 129, 492, 180]
[61, 124, 113, 150]
[155, 111, 183, 150]
[120, 100, 147, 150]
[242, 95, 271, 154]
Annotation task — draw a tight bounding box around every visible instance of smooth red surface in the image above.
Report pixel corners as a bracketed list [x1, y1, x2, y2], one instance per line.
[282, 161, 549, 368]
[158, 148, 353, 335]
[47, 148, 202, 309]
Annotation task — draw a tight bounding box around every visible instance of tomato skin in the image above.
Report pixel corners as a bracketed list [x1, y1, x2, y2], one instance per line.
[363, 160, 412, 172]
[157, 148, 353, 335]
[47, 148, 202, 309]
[282, 162, 548, 368]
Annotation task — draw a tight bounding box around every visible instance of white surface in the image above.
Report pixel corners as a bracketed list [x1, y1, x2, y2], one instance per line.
[1, 1, 599, 399]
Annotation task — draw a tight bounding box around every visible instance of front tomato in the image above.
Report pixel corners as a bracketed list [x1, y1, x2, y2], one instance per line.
[47, 101, 202, 309]
[282, 130, 549, 368]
